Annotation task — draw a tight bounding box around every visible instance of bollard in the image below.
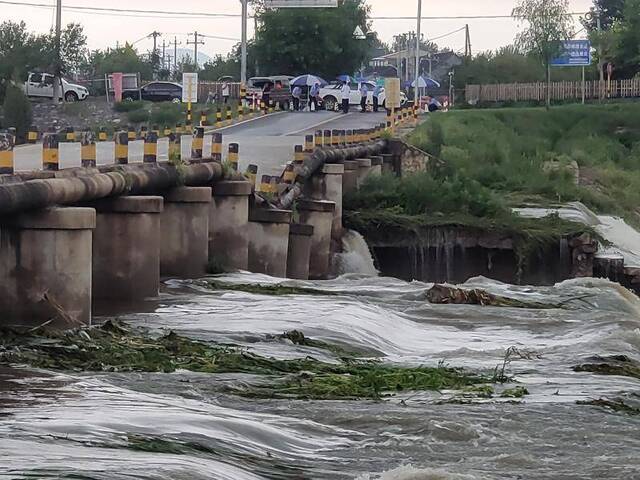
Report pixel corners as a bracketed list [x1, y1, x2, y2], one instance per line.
[144, 130, 158, 163]
[346, 129, 354, 145]
[386, 109, 392, 131]
[80, 128, 96, 168]
[98, 127, 108, 142]
[216, 107, 222, 128]
[249, 100, 255, 117]
[139, 125, 148, 140]
[151, 125, 160, 138]
[245, 164, 258, 188]
[228, 143, 239, 171]
[315, 130, 323, 149]
[164, 125, 173, 139]
[260, 174, 271, 193]
[304, 134, 314, 154]
[0, 131, 14, 174]
[339, 129, 347, 146]
[175, 123, 184, 136]
[127, 126, 136, 142]
[167, 127, 180, 161]
[42, 131, 59, 171]
[283, 163, 296, 184]
[64, 126, 75, 143]
[268, 101, 274, 114]
[331, 129, 340, 147]
[191, 126, 204, 160]
[226, 106, 232, 125]
[200, 109, 208, 127]
[114, 130, 129, 164]
[186, 104, 193, 127]
[323, 129, 332, 147]
[237, 104, 244, 122]
[260, 100, 266, 114]
[27, 125, 38, 144]
[269, 176, 279, 194]
[212, 132, 223, 162]
[294, 145, 305, 169]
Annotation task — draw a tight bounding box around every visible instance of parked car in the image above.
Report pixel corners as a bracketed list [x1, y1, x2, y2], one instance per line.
[319, 81, 407, 111]
[21, 72, 89, 102]
[123, 81, 182, 102]
[247, 75, 293, 99]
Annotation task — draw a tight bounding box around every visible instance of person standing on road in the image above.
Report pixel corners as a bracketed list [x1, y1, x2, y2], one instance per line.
[373, 83, 383, 112]
[221, 81, 230, 105]
[359, 83, 368, 113]
[262, 82, 272, 112]
[292, 85, 302, 111]
[309, 82, 321, 111]
[341, 81, 350, 114]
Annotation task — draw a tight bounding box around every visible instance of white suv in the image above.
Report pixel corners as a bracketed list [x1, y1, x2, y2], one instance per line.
[319, 81, 407, 110]
[22, 72, 89, 102]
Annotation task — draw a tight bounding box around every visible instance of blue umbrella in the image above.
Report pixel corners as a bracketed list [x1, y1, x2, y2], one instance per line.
[337, 74, 352, 83]
[291, 74, 328, 87]
[411, 76, 441, 88]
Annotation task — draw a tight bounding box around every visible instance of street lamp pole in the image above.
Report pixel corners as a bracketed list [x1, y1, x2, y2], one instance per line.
[415, 0, 422, 99]
[240, 0, 248, 85]
[53, 0, 62, 104]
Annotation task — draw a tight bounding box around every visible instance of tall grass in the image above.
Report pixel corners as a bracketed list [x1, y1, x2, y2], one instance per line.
[409, 104, 640, 223]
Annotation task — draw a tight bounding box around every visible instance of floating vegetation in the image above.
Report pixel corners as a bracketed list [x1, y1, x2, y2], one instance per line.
[573, 355, 640, 380]
[500, 386, 529, 398]
[204, 280, 337, 297]
[577, 398, 640, 416]
[0, 320, 491, 401]
[426, 284, 561, 309]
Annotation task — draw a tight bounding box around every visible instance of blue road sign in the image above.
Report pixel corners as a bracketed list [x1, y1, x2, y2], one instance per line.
[551, 40, 591, 67]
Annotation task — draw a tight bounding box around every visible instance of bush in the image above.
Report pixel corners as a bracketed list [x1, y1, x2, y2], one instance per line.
[150, 103, 183, 127]
[127, 109, 150, 124]
[114, 101, 145, 112]
[1, 84, 32, 141]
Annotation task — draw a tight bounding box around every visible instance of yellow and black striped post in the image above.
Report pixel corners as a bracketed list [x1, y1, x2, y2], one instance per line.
[212, 132, 223, 162]
[228, 143, 239, 171]
[245, 164, 258, 188]
[269, 176, 279, 194]
[176, 123, 184, 136]
[215, 107, 222, 128]
[237, 103, 244, 122]
[268, 100, 274, 114]
[260, 100, 266, 114]
[226, 106, 232, 125]
[144, 130, 158, 163]
[186, 104, 193, 127]
[27, 125, 38, 144]
[331, 129, 339, 147]
[80, 128, 96, 168]
[127, 126, 136, 142]
[98, 127, 108, 142]
[65, 126, 75, 143]
[323, 129, 331, 147]
[240, 83, 247, 106]
[200, 109, 209, 127]
[114, 130, 129, 165]
[294, 145, 304, 167]
[283, 163, 295, 185]
[167, 126, 180, 160]
[151, 124, 160, 138]
[304, 134, 314, 155]
[249, 99, 255, 117]
[42, 131, 59, 171]
[340, 129, 347, 146]
[164, 125, 173, 138]
[0, 131, 15, 174]
[138, 125, 148, 140]
[260, 174, 270, 193]
[191, 126, 204, 160]
[413, 102, 419, 125]
[315, 130, 323, 149]
[386, 109, 393, 131]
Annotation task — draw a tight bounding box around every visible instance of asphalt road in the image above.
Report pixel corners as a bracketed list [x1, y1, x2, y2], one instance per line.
[11, 110, 387, 179]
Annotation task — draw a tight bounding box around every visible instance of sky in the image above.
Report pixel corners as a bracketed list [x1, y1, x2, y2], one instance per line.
[2, 0, 594, 59]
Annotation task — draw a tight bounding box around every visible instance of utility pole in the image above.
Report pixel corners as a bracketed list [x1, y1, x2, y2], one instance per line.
[415, 0, 422, 94]
[52, 0, 62, 104]
[161, 40, 166, 69]
[149, 31, 161, 78]
[187, 32, 204, 69]
[170, 36, 180, 74]
[464, 24, 472, 58]
[240, 0, 248, 84]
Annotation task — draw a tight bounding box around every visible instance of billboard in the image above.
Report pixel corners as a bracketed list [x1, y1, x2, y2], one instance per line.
[385, 78, 401, 109]
[551, 40, 591, 67]
[264, 0, 338, 7]
[182, 73, 198, 103]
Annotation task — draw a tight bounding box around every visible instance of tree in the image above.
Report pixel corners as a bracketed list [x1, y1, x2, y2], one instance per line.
[608, 0, 640, 78]
[2, 84, 32, 140]
[512, 0, 574, 107]
[252, 0, 373, 79]
[582, 0, 625, 31]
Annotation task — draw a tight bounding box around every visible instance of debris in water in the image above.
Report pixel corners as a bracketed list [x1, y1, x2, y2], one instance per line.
[573, 354, 640, 380]
[577, 398, 640, 416]
[426, 284, 560, 309]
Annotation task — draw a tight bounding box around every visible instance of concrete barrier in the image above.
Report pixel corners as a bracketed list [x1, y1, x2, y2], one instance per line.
[160, 187, 212, 278]
[298, 199, 335, 280]
[356, 158, 373, 187]
[342, 160, 359, 195]
[248, 208, 292, 278]
[369, 156, 383, 176]
[0, 207, 96, 327]
[92, 196, 163, 303]
[209, 181, 251, 271]
[287, 223, 314, 280]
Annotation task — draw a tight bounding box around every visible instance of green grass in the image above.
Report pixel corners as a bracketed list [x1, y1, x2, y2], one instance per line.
[409, 104, 640, 224]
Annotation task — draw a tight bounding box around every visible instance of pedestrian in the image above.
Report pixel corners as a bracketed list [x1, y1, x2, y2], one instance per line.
[427, 95, 442, 113]
[359, 83, 368, 113]
[373, 83, 383, 113]
[262, 82, 272, 112]
[292, 85, 302, 111]
[341, 81, 351, 114]
[309, 82, 321, 111]
[221, 81, 230, 105]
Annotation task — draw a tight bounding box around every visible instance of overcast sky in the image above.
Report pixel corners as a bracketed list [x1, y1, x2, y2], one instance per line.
[4, 0, 594, 58]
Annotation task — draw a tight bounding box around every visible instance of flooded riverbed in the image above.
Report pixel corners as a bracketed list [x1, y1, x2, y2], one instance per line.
[1, 273, 639, 479]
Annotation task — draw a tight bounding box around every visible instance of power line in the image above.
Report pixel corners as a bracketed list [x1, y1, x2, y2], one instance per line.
[427, 26, 466, 42]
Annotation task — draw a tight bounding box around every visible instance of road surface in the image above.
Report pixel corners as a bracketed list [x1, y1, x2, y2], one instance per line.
[11, 110, 387, 180]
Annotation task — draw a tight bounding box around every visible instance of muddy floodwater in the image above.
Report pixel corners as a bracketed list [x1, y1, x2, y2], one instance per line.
[1, 272, 639, 479]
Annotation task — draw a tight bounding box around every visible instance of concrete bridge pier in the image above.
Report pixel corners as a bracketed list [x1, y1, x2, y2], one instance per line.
[298, 199, 336, 280]
[248, 208, 292, 278]
[160, 187, 212, 278]
[0, 207, 96, 327]
[308, 163, 344, 240]
[287, 223, 314, 280]
[342, 160, 360, 195]
[92, 196, 164, 304]
[209, 181, 252, 272]
[356, 158, 373, 187]
[369, 156, 383, 176]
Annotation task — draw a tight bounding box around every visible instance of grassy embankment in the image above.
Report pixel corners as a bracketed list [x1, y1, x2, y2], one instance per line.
[346, 104, 640, 252]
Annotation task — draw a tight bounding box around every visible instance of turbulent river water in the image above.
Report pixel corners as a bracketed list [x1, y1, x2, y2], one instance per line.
[2, 258, 640, 478]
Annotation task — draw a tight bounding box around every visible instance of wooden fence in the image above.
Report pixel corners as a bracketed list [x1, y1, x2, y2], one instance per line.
[465, 79, 640, 104]
[197, 82, 242, 102]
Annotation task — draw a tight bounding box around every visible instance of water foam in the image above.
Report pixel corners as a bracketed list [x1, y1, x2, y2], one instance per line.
[333, 230, 379, 276]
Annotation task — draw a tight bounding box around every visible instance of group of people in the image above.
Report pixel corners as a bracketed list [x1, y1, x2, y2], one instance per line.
[291, 82, 323, 112]
[339, 80, 384, 114]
